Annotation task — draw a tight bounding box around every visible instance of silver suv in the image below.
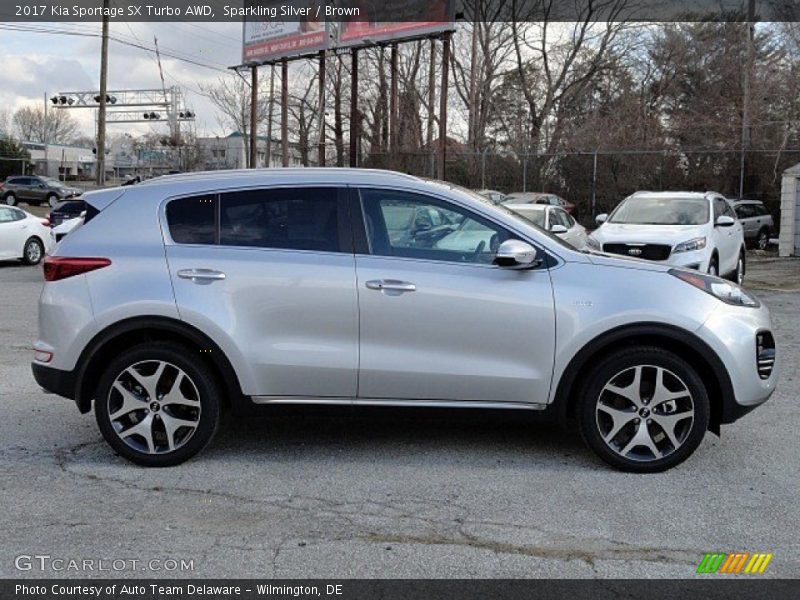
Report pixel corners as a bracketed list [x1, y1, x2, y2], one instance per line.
[32, 170, 778, 471]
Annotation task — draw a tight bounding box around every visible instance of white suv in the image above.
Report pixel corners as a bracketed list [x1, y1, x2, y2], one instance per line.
[588, 192, 746, 283]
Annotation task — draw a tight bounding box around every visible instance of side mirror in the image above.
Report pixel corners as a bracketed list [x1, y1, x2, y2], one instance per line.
[595, 213, 608, 225]
[550, 224, 568, 234]
[716, 215, 735, 227]
[494, 239, 539, 269]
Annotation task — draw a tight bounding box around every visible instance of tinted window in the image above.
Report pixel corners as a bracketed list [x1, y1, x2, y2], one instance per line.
[360, 189, 513, 265]
[167, 195, 217, 244]
[220, 187, 340, 252]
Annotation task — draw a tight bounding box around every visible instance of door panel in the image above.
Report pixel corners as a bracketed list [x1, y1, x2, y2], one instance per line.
[0, 208, 25, 258]
[164, 187, 358, 398]
[354, 188, 556, 404]
[356, 257, 555, 403]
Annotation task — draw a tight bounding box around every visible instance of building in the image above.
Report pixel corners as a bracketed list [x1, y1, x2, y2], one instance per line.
[779, 162, 800, 257]
[196, 132, 304, 170]
[22, 140, 96, 180]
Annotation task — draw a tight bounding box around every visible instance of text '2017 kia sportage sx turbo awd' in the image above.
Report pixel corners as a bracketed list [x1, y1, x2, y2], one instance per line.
[32, 170, 778, 471]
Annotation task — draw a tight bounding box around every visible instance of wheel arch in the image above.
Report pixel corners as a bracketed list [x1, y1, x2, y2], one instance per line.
[553, 322, 734, 435]
[73, 316, 247, 414]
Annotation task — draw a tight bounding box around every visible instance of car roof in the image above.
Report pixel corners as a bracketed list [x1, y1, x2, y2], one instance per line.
[508, 192, 551, 198]
[730, 199, 763, 205]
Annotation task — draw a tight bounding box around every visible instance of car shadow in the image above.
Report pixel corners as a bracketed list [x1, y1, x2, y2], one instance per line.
[201, 405, 592, 469]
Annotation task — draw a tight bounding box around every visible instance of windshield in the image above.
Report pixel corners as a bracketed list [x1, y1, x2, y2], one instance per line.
[512, 209, 546, 228]
[44, 177, 66, 188]
[609, 196, 709, 225]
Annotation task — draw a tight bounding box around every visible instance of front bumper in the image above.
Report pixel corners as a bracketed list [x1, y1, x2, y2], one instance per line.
[697, 301, 778, 422]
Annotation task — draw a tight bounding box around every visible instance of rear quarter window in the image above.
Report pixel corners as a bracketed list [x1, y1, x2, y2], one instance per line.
[166, 195, 217, 245]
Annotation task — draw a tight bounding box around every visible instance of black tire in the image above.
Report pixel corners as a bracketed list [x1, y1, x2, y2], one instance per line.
[707, 255, 719, 277]
[727, 250, 745, 285]
[577, 346, 710, 473]
[94, 342, 221, 467]
[4, 192, 16, 206]
[21, 237, 44, 265]
[756, 228, 769, 251]
[47, 193, 59, 208]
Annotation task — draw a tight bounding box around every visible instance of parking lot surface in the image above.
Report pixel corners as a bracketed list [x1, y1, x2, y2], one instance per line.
[1, 255, 798, 578]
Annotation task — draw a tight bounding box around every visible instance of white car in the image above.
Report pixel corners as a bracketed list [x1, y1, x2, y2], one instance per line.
[588, 192, 746, 283]
[51, 215, 84, 244]
[0, 205, 54, 265]
[505, 203, 588, 249]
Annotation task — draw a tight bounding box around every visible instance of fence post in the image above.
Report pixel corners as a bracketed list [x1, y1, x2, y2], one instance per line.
[522, 154, 527, 192]
[481, 151, 486, 189]
[591, 149, 598, 218]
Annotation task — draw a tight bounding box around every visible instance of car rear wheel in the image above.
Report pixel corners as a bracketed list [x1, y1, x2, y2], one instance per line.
[4, 192, 16, 206]
[757, 229, 769, 251]
[94, 342, 221, 467]
[21, 237, 44, 265]
[577, 346, 709, 473]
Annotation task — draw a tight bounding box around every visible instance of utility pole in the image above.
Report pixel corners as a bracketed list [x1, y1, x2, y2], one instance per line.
[96, 0, 109, 186]
[427, 39, 436, 176]
[437, 31, 451, 181]
[43, 92, 49, 177]
[250, 65, 258, 168]
[317, 50, 326, 166]
[266, 65, 275, 167]
[739, 0, 756, 199]
[349, 48, 359, 167]
[281, 59, 289, 167]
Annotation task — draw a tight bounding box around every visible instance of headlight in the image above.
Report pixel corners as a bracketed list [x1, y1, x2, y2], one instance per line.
[669, 269, 759, 307]
[586, 236, 602, 250]
[673, 237, 706, 253]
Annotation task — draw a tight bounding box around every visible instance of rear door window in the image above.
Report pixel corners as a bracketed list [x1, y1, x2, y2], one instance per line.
[219, 187, 341, 252]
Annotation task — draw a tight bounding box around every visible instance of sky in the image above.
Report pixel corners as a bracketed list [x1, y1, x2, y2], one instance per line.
[0, 21, 248, 141]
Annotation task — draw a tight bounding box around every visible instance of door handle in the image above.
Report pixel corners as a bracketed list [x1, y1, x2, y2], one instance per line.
[365, 279, 416, 293]
[177, 268, 226, 282]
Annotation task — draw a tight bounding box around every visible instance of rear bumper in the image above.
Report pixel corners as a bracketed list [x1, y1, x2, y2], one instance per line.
[31, 362, 77, 401]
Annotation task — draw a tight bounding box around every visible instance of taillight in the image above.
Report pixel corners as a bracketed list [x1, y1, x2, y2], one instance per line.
[41, 218, 50, 227]
[43, 257, 111, 281]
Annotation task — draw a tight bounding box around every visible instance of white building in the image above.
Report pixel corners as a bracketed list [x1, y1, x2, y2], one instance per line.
[779, 162, 800, 257]
[196, 132, 304, 170]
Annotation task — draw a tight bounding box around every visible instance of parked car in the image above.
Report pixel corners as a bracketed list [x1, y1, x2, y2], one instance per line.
[51, 216, 84, 244]
[1, 175, 82, 207]
[503, 192, 577, 215]
[730, 199, 774, 250]
[49, 199, 87, 228]
[505, 202, 588, 249]
[477, 189, 510, 205]
[0, 205, 54, 265]
[588, 191, 746, 284]
[32, 170, 777, 472]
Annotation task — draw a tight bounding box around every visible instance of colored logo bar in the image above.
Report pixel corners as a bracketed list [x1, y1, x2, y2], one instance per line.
[697, 552, 773, 574]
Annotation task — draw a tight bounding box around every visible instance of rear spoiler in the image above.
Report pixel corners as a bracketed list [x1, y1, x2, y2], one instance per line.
[82, 188, 127, 212]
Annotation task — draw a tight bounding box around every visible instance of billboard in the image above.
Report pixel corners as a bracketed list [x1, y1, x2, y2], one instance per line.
[337, 0, 455, 48]
[242, 2, 329, 63]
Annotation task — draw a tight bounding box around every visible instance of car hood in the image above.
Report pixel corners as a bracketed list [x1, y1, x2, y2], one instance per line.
[591, 223, 705, 245]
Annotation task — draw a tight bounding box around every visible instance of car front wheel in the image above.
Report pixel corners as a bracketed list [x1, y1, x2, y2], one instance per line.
[578, 346, 710, 473]
[94, 342, 221, 466]
[47, 193, 59, 208]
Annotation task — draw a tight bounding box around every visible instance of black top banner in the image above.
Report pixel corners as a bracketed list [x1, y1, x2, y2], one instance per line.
[2, 0, 799, 22]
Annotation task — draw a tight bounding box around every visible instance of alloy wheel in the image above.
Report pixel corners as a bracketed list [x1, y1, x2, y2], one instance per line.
[595, 365, 695, 462]
[107, 360, 202, 454]
[757, 232, 768, 251]
[737, 256, 745, 285]
[5, 193, 15, 206]
[25, 240, 42, 264]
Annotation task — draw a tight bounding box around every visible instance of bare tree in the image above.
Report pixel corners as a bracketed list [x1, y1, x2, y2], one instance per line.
[12, 105, 79, 144]
[201, 73, 268, 168]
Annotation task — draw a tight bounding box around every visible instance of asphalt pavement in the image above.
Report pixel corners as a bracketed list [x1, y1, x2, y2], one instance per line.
[0, 255, 798, 579]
